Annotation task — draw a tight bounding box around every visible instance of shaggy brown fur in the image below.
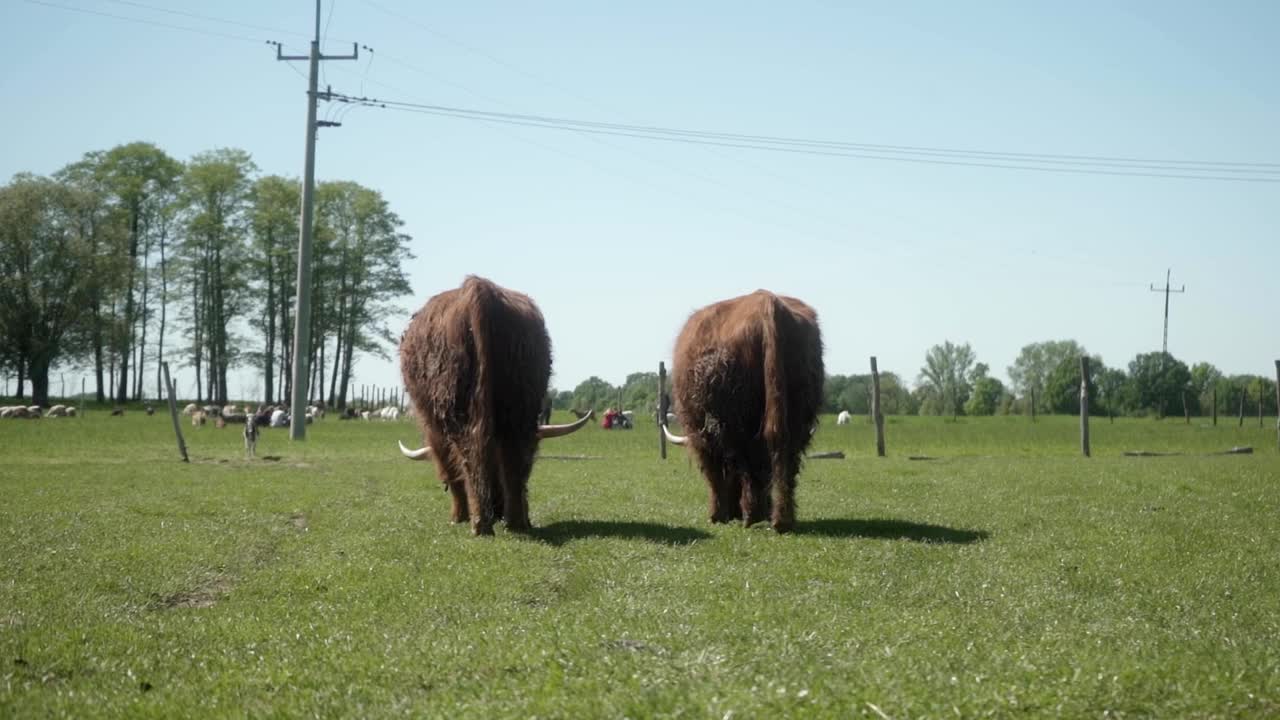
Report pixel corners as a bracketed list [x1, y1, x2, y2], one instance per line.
[671, 290, 823, 533]
[400, 276, 553, 535]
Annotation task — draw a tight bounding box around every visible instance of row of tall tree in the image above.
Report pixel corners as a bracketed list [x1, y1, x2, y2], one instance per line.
[549, 339, 1275, 420]
[0, 142, 412, 408]
[911, 339, 1276, 419]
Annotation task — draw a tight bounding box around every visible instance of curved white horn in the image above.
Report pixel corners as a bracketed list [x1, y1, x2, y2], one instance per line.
[398, 440, 432, 460]
[538, 409, 594, 439]
[662, 421, 687, 446]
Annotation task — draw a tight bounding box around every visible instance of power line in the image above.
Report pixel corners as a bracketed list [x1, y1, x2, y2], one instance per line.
[24, 0, 266, 43]
[324, 92, 1280, 183]
[31, 0, 1276, 181]
[353, 3, 1279, 173]
[97, 0, 309, 40]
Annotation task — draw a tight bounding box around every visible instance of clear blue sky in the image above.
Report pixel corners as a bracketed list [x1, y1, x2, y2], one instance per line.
[4, 0, 1278, 399]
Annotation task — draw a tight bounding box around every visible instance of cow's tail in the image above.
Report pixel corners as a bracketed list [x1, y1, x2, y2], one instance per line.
[761, 293, 795, 531]
[463, 276, 498, 531]
[761, 294, 787, 449]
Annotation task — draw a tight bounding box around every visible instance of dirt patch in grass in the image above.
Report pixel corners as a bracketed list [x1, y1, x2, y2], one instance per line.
[151, 573, 233, 610]
[289, 512, 308, 531]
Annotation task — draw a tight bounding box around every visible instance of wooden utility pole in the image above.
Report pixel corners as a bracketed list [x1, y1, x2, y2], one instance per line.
[1080, 356, 1091, 458]
[1149, 268, 1186, 356]
[162, 362, 189, 463]
[1212, 386, 1217, 426]
[1239, 387, 1246, 427]
[275, 2, 358, 441]
[870, 356, 885, 457]
[657, 361, 667, 460]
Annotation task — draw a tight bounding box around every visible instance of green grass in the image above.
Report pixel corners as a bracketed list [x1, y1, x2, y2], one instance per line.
[2, 410, 1279, 718]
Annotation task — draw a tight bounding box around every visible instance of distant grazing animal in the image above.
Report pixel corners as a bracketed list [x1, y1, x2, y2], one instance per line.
[662, 290, 823, 533]
[145, 405, 155, 416]
[244, 414, 259, 458]
[192, 410, 207, 426]
[110, 407, 125, 417]
[182, 403, 199, 415]
[398, 275, 592, 535]
[270, 408, 287, 428]
[836, 410, 851, 425]
[45, 405, 69, 418]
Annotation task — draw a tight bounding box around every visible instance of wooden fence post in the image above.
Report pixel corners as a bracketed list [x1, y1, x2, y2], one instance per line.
[1212, 386, 1217, 426]
[1080, 356, 1091, 458]
[871, 356, 885, 457]
[1030, 389, 1036, 422]
[658, 361, 667, 460]
[1182, 391, 1190, 424]
[162, 362, 189, 463]
[1239, 387, 1246, 427]
[1274, 360, 1279, 452]
[80, 378, 85, 418]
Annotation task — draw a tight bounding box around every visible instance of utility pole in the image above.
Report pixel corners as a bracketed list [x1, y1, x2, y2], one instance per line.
[1149, 268, 1186, 356]
[274, 1, 358, 441]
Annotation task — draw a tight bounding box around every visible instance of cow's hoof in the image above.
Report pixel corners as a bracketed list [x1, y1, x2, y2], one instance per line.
[770, 520, 794, 534]
[471, 523, 495, 537]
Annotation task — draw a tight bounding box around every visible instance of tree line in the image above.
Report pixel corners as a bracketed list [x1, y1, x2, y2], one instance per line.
[0, 142, 412, 408]
[554, 339, 1276, 420]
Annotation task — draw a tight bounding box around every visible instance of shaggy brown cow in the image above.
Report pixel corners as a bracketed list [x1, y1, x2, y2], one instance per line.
[663, 290, 823, 533]
[397, 276, 592, 535]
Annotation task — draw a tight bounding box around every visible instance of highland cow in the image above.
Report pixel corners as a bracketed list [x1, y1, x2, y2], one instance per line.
[662, 290, 824, 533]
[397, 276, 592, 535]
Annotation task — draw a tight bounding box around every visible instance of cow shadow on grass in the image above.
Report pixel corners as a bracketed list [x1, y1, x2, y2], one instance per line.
[795, 518, 988, 544]
[529, 520, 712, 547]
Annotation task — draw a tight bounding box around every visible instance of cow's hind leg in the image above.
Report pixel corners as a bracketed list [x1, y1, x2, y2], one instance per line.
[768, 449, 801, 533]
[430, 434, 469, 524]
[463, 443, 499, 536]
[498, 443, 535, 532]
[696, 448, 735, 524]
[738, 443, 771, 526]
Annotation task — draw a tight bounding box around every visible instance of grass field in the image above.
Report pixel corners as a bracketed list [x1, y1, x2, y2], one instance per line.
[2, 409, 1279, 718]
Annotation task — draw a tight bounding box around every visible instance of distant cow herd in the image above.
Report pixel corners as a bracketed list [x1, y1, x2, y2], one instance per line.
[0, 404, 77, 419]
[178, 402, 405, 428]
[398, 275, 824, 536]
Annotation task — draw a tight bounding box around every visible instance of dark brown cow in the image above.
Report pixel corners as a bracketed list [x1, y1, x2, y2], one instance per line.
[663, 290, 823, 533]
[397, 276, 591, 535]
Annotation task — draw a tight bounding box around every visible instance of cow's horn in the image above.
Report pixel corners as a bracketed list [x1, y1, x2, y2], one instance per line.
[398, 440, 432, 460]
[662, 421, 687, 446]
[538, 409, 594, 439]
